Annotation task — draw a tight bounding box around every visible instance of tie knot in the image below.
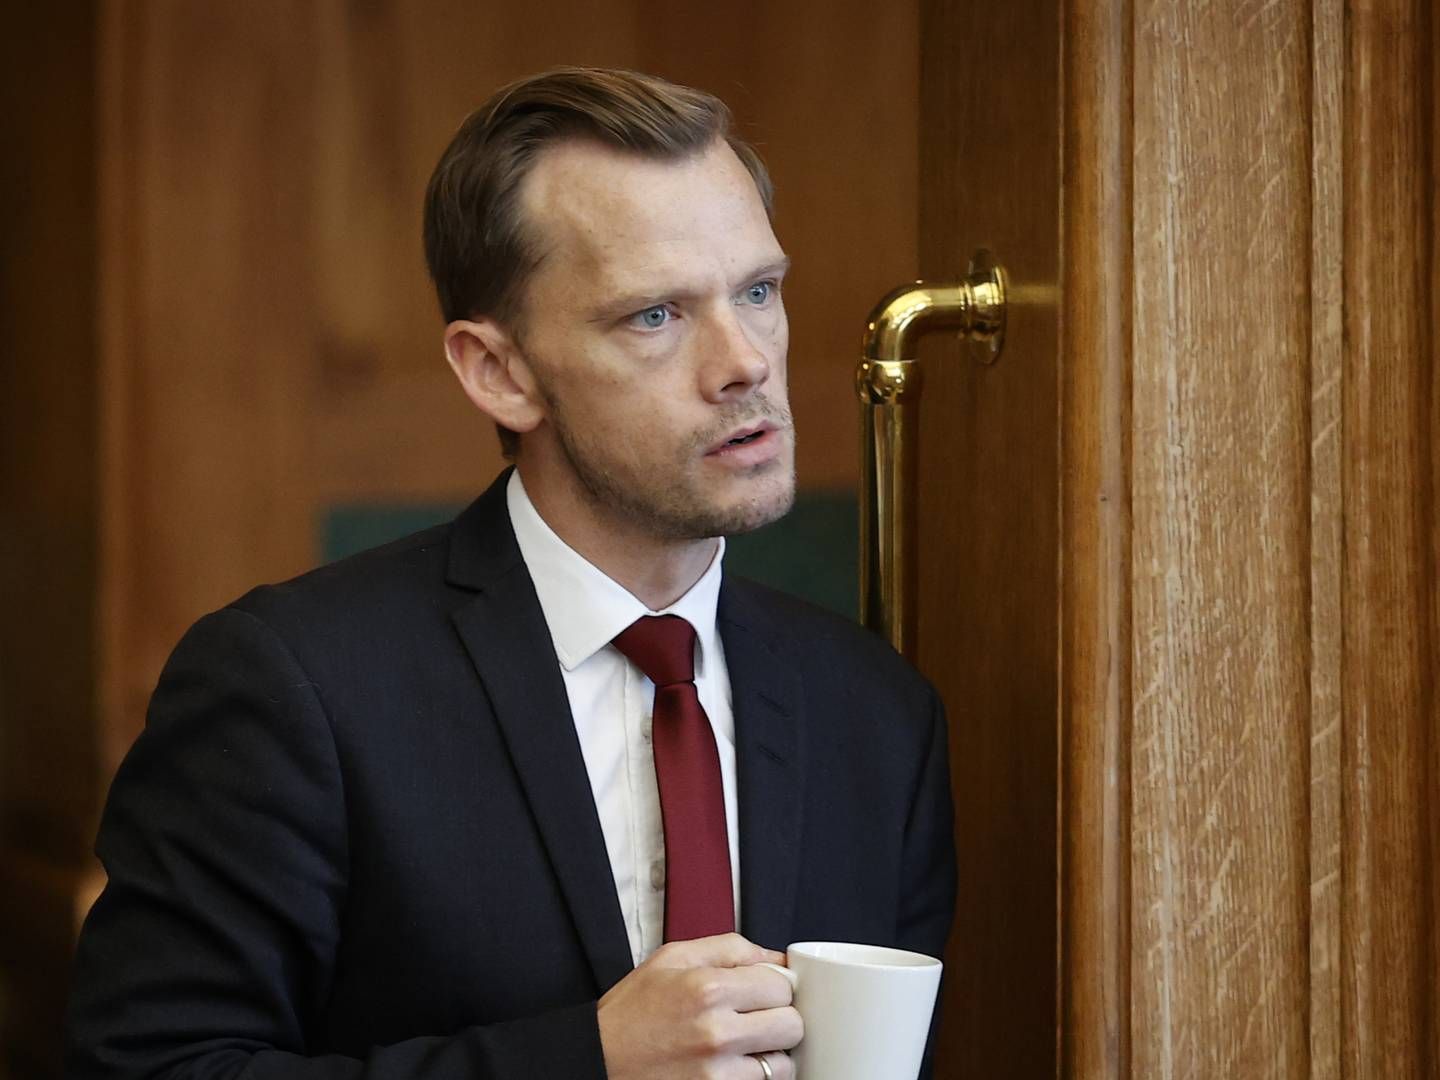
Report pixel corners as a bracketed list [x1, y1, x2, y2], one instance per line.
[612, 615, 696, 688]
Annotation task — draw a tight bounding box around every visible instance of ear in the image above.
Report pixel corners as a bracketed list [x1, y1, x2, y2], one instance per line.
[444, 318, 546, 435]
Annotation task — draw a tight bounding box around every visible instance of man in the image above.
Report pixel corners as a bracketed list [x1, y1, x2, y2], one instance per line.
[67, 68, 956, 1079]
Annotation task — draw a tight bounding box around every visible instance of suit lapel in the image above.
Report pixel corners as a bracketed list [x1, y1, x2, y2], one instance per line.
[447, 474, 633, 993]
[720, 581, 806, 951]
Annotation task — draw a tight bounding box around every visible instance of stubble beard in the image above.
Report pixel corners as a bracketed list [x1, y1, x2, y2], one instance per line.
[548, 393, 797, 542]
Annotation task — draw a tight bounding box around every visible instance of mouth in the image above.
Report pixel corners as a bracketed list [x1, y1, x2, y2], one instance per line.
[706, 421, 779, 456]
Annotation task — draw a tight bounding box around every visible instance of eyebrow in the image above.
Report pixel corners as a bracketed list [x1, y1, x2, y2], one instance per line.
[587, 256, 793, 324]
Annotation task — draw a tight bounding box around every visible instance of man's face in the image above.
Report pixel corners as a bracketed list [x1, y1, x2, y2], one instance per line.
[511, 137, 795, 541]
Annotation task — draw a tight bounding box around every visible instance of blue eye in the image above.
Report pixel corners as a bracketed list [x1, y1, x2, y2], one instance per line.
[634, 305, 670, 329]
[744, 281, 773, 305]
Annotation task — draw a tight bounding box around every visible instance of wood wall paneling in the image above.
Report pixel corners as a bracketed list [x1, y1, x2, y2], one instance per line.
[1, 5, 103, 1073]
[1, 3, 101, 860]
[101, 0, 326, 756]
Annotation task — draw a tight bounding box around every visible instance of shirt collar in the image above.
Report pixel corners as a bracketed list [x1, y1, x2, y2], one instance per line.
[506, 470, 725, 676]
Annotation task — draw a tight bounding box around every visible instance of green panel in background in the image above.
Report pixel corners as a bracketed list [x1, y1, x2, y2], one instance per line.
[322, 490, 858, 621]
[722, 491, 857, 620]
[322, 504, 460, 563]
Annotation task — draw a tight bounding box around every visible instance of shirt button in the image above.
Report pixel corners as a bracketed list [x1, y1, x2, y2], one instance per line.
[650, 860, 665, 891]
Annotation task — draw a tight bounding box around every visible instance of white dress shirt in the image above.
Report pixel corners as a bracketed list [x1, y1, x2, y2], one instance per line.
[506, 471, 741, 965]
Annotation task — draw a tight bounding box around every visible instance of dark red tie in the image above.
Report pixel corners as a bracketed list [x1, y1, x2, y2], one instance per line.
[612, 615, 734, 941]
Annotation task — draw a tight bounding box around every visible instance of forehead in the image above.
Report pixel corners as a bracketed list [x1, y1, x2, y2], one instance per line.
[517, 137, 781, 301]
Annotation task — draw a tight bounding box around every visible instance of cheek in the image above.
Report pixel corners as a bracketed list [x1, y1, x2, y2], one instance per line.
[766, 307, 789, 363]
[736, 306, 789, 376]
[543, 357, 630, 427]
[766, 317, 790, 391]
[584, 387, 687, 461]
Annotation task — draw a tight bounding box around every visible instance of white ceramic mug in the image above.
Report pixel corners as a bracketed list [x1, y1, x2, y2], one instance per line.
[762, 941, 943, 1080]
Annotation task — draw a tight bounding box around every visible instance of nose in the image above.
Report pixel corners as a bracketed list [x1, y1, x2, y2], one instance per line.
[700, 309, 771, 402]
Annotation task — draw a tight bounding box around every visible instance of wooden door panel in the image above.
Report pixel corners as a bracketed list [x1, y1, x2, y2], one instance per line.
[919, 1, 1061, 1075]
[918, 1, 1438, 1076]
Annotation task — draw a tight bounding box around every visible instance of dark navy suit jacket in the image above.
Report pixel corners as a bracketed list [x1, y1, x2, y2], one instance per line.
[66, 470, 956, 1078]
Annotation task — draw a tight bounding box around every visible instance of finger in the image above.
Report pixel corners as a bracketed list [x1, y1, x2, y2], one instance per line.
[766, 1050, 796, 1080]
[727, 1050, 793, 1080]
[653, 933, 783, 970]
[670, 964, 792, 1018]
[726, 964, 796, 1011]
[724, 1004, 804, 1056]
[752, 1050, 794, 1080]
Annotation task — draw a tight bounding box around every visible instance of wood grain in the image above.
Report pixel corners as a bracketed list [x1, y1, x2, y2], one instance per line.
[1341, 2, 1439, 1074]
[1058, 0, 1439, 1075]
[918, 0, 1061, 1075]
[1129, 1, 1313, 1075]
[97, 0, 325, 756]
[1307, 1, 1344, 1076]
[1058, 1, 1132, 1077]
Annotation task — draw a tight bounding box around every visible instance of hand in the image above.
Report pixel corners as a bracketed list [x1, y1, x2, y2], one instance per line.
[597, 933, 802, 1079]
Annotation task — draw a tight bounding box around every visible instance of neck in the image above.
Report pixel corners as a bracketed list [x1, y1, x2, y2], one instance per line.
[515, 464, 719, 610]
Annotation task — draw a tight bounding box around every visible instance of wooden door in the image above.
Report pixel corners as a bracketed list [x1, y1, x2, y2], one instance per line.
[911, 1, 1438, 1076]
[913, 1, 1061, 1076]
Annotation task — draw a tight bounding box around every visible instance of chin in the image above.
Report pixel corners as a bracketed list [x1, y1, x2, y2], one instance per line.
[579, 453, 796, 541]
[710, 475, 796, 537]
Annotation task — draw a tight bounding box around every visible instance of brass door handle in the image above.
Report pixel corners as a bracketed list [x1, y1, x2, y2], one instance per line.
[857, 250, 1006, 657]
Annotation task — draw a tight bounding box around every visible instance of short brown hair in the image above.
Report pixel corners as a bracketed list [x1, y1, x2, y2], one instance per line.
[423, 67, 775, 457]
